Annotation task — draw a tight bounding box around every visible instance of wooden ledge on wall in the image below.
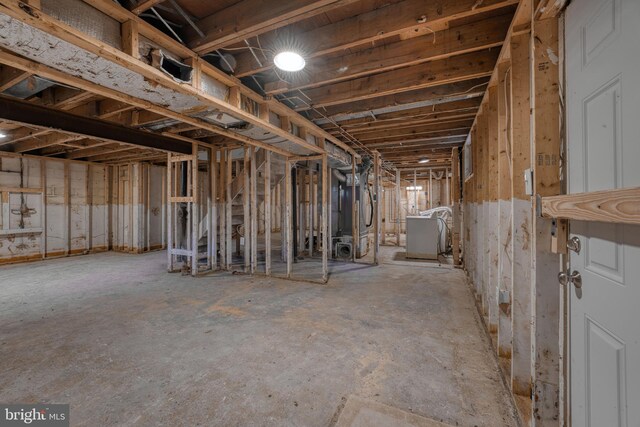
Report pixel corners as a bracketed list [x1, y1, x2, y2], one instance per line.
[540, 187, 640, 225]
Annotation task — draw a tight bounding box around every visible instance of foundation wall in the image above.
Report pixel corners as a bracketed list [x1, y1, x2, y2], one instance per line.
[0, 153, 165, 264]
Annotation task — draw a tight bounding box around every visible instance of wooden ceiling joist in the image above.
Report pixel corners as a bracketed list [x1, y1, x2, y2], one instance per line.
[356, 122, 474, 141]
[13, 133, 86, 153]
[293, 49, 499, 110]
[264, 13, 511, 95]
[307, 78, 489, 121]
[65, 143, 131, 160]
[0, 65, 30, 92]
[364, 135, 467, 149]
[320, 97, 482, 128]
[232, 0, 519, 77]
[188, 0, 360, 54]
[130, 0, 165, 15]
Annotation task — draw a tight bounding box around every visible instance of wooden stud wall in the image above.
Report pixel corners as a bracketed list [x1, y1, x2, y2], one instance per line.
[461, 3, 564, 425]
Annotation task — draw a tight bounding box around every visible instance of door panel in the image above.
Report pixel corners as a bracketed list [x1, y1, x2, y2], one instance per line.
[566, 0, 640, 425]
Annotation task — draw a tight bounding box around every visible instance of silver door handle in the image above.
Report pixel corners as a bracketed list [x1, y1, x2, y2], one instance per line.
[558, 271, 569, 286]
[567, 236, 581, 254]
[558, 269, 582, 289]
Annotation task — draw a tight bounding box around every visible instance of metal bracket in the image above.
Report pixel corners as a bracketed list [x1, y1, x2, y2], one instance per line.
[535, 194, 543, 218]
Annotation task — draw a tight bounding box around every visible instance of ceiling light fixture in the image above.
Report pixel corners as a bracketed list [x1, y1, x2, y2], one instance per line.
[274, 51, 306, 72]
[418, 158, 430, 164]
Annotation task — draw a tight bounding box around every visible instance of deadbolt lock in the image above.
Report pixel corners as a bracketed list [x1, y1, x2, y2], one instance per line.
[567, 236, 581, 254]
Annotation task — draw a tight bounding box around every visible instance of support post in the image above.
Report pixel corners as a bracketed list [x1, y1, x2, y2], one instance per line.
[429, 170, 433, 210]
[396, 169, 401, 246]
[510, 30, 533, 399]
[243, 148, 250, 271]
[264, 151, 272, 275]
[321, 154, 329, 282]
[497, 60, 513, 361]
[191, 143, 198, 276]
[531, 15, 561, 423]
[226, 149, 232, 269]
[285, 159, 293, 277]
[487, 85, 500, 333]
[451, 148, 461, 265]
[351, 155, 357, 261]
[250, 147, 257, 273]
[210, 148, 217, 269]
[219, 148, 226, 269]
[166, 153, 173, 271]
[373, 151, 380, 265]
[308, 168, 313, 256]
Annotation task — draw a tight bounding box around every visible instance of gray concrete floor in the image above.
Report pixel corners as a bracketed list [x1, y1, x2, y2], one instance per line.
[0, 247, 519, 427]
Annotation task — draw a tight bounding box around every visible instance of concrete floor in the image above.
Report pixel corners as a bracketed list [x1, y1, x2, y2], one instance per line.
[0, 247, 519, 426]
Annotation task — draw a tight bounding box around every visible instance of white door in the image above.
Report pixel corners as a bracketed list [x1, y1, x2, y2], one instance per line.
[566, 0, 640, 426]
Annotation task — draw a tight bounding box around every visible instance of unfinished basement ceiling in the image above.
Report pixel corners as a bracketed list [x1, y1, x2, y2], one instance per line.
[0, 0, 516, 172]
[120, 0, 517, 175]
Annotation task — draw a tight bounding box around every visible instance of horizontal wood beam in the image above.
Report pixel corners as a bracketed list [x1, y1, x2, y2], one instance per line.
[307, 78, 488, 120]
[130, 0, 164, 15]
[0, 65, 30, 91]
[361, 130, 470, 146]
[295, 50, 499, 110]
[188, 0, 359, 54]
[364, 136, 467, 149]
[540, 187, 640, 225]
[356, 121, 474, 141]
[233, 0, 519, 77]
[264, 14, 511, 95]
[65, 143, 129, 159]
[13, 133, 85, 153]
[331, 115, 478, 138]
[323, 98, 482, 129]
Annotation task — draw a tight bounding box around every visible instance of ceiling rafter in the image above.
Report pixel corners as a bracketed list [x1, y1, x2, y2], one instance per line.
[232, 0, 518, 77]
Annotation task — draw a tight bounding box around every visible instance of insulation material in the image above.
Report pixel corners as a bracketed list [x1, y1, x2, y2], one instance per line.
[0, 156, 43, 262]
[147, 165, 165, 249]
[69, 162, 88, 253]
[90, 164, 109, 251]
[111, 165, 131, 251]
[45, 160, 66, 256]
[110, 163, 166, 253]
[0, 13, 203, 112]
[199, 72, 232, 104]
[0, 154, 166, 264]
[42, 0, 122, 49]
